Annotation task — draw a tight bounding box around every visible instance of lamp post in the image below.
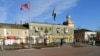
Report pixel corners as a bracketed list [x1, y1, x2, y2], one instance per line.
[0, 38, 4, 51]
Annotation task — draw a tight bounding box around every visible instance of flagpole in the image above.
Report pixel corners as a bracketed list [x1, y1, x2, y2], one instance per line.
[52, 8, 56, 43]
[29, 2, 32, 48]
[27, 0, 32, 48]
[20, 0, 32, 48]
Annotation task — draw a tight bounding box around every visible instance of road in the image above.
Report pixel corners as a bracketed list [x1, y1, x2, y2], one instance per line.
[0, 47, 100, 56]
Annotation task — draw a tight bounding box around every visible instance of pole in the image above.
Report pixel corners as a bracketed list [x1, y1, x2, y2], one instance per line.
[27, 0, 32, 48]
[52, 7, 56, 44]
[29, 9, 32, 48]
[0, 38, 4, 52]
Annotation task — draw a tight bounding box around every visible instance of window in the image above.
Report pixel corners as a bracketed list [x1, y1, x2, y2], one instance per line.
[35, 27, 39, 32]
[23, 31, 27, 35]
[64, 28, 68, 33]
[25, 31, 27, 34]
[7, 31, 12, 35]
[45, 28, 48, 33]
[49, 27, 52, 30]
[56, 28, 60, 33]
[41, 27, 43, 30]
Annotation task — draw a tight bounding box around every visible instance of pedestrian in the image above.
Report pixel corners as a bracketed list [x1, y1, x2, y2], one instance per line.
[21, 42, 24, 48]
[60, 38, 63, 46]
[92, 40, 96, 46]
[44, 38, 47, 46]
[73, 39, 76, 44]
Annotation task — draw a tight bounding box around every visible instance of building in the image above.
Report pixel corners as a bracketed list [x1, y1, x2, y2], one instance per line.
[24, 14, 74, 44]
[0, 14, 74, 45]
[96, 31, 100, 42]
[63, 14, 74, 43]
[0, 23, 29, 45]
[74, 28, 97, 42]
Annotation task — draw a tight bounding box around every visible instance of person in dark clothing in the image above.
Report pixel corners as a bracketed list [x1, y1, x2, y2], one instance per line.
[21, 42, 24, 48]
[44, 38, 47, 46]
[60, 38, 63, 46]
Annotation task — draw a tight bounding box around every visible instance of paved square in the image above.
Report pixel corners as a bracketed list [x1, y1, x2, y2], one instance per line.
[0, 47, 100, 56]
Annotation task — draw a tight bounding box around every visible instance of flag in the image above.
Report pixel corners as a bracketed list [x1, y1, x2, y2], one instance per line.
[52, 8, 56, 21]
[20, 2, 30, 10]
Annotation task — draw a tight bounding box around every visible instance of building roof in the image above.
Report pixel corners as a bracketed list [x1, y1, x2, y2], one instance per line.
[29, 21, 62, 25]
[0, 23, 27, 29]
[74, 28, 93, 32]
[24, 22, 67, 27]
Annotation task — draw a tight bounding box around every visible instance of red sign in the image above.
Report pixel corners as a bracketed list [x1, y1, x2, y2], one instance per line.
[7, 36, 16, 39]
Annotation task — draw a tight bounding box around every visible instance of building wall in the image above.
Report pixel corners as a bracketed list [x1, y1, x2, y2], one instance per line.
[74, 29, 97, 42]
[0, 28, 29, 38]
[28, 23, 74, 43]
[0, 28, 5, 38]
[74, 30, 84, 41]
[97, 32, 100, 40]
[85, 32, 96, 41]
[0, 22, 74, 45]
[5, 28, 29, 37]
[0, 28, 29, 45]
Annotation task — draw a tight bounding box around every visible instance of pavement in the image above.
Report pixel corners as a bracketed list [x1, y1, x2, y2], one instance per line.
[0, 45, 100, 56]
[0, 43, 100, 56]
[59, 43, 98, 48]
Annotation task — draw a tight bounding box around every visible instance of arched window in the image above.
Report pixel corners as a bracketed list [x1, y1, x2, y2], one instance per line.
[45, 28, 48, 33]
[64, 28, 68, 33]
[35, 27, 39, 32]
[56, 28, 60, 33]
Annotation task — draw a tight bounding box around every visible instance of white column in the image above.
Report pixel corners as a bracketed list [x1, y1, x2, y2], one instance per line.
[4, 28, 7, 37]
